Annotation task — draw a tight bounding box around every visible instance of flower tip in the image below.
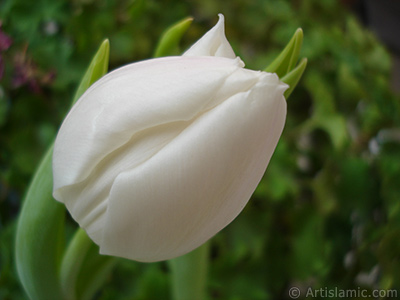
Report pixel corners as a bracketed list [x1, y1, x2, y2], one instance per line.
[183, 13, 235, 58]
[215, 14, 226, 33]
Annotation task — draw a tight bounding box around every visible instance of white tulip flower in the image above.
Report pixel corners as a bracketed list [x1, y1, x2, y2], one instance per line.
[52, 14, 288, 262]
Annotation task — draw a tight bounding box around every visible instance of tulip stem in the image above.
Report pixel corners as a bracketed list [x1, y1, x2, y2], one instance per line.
[60, 228, 117, 300]
[60, 229, 91, 300]
[169, 242, 210, 300]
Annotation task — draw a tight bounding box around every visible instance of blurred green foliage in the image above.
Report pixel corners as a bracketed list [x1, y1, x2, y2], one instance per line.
[1, 0, 400, 299]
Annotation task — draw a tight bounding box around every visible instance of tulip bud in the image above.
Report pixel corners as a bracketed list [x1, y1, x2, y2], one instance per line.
[53, 14, 288, 262]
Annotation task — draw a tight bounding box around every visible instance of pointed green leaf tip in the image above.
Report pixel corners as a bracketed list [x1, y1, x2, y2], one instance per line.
[73, 39, 110, 104]
[282, 58, 307, 99]
[264, 28, 306, 99]
[265, 28, 303, 77]
[154, 17, 193, 57]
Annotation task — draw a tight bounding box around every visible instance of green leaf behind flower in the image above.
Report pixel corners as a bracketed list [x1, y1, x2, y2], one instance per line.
[265, 28, 303, 77]
[265, 28, 306, 99]
[154, 17, 193, 57]
[73, 39, 110, 104]
[60, 229, 117, 300]
[15, 145, 65, 300]
[281, 57, 307, 99]
[15, 39, 110, 300]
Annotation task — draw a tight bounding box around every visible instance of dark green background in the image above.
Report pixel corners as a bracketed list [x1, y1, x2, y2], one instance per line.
[1, 0, 399, 299]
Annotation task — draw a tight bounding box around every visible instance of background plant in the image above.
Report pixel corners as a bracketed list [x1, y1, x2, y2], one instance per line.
[1, 0, 399, 299]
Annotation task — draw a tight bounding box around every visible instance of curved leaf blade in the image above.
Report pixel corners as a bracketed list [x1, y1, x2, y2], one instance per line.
[265, 28, 303, 78]
[154, 17, 193, 57]
[73, 39, 110, 104]
[15, 146, 65, 300]
[282, 58, 307, 99]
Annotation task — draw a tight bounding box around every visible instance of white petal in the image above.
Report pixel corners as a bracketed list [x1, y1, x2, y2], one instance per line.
[53, 56, 242, 193]
[52, 56, 270, 246]
[183, 14, 236, 59]
[100, 71, 287, 262]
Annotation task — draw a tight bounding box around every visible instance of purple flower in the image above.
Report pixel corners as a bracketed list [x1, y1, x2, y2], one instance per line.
[0, 22, 12, 81]
[0, 23, 12, 52]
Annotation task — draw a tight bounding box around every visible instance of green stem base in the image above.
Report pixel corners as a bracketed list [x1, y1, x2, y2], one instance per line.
[168, 242, 210, 300]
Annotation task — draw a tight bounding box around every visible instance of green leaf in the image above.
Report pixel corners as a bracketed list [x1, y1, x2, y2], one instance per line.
[302, 70, 349, 150]
[60, 229, 117, 300]
[15, 39, 110, 300]
[153, 17, 193, 57]
[265, 28, 303, 78]
[291, 213, 331, 280]
[302, 113, 348, 150]
[76, 241, 117, 300]
[60, 229, 92, 300]
[72, 39, 110, 105]
[281, 58, 307, 99]
[15, 145, 65, 300]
